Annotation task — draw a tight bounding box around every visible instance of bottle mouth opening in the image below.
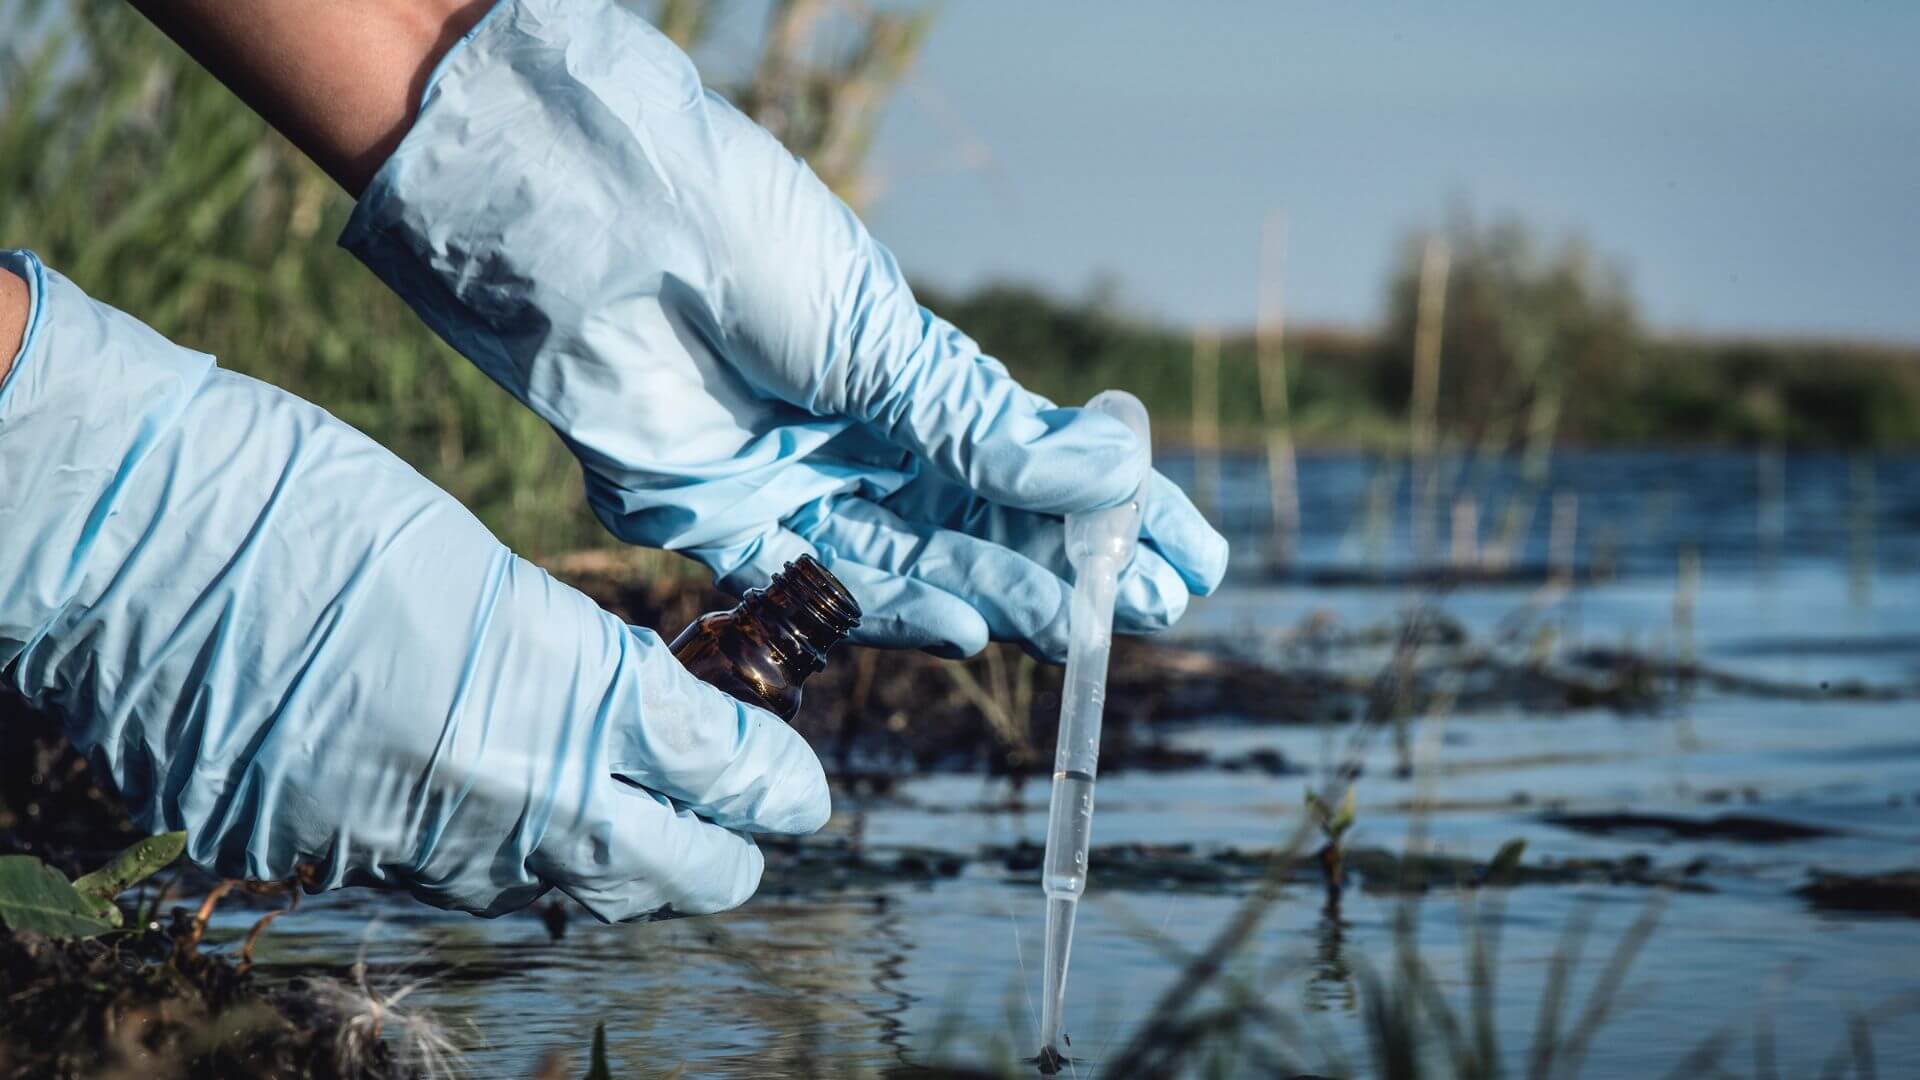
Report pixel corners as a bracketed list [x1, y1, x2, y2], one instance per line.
[767, 554, 862, 639]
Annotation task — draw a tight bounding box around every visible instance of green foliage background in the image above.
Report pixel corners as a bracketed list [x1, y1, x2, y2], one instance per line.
[2, 1, 602, 557]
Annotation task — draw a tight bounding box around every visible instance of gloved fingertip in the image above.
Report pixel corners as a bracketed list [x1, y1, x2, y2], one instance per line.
[832, 563, 991, 657]
[1116, 549, 1192, 634]
[561, 801, 769, 922]
[707, 841, 768, 915]
[1186, 533, 1231, 597]
[1143, 472, 1231, 595]
[666, 828, 766, 917]
[923, 637, 980, 661]
[848, 618, 985, 659]
[1017, 631, 1070, 666]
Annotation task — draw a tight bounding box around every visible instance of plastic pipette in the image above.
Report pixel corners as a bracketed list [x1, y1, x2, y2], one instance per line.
[1038, 389, 1150, 1070]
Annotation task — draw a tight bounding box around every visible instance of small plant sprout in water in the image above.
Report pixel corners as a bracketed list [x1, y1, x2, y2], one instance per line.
[1305, 785, 1357, 911]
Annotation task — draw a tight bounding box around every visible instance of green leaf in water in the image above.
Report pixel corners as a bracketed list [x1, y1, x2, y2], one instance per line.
[584, 1021, 611, 1080]
[1487, 837, 1528, 886]
[1306, 787, 1358, 841]
[72, 831, 187, 906]
[1330, 786, 1358, 839]
[0, 855, 118, 938]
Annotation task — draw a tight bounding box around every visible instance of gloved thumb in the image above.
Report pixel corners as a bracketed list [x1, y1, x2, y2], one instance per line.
[608, 625, 832, 835]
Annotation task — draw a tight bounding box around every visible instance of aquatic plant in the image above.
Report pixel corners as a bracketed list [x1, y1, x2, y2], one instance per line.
[938, 645, 1041, 780]
[1304, 786, 1357, 912]
[0, 831, 184, 936]
[584, 1022, 613, 1080]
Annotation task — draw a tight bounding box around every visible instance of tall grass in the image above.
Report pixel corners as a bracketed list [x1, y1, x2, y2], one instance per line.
[1, 0, 930, 561]
[1, 0, 599, 557]
[1256, 213, 1301, 569]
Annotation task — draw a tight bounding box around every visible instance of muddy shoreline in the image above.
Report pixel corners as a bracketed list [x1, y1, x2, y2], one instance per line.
[6, 562, 1919, 1075]
[6, 563, 1911, 876]
[0, 922, 413, 1078]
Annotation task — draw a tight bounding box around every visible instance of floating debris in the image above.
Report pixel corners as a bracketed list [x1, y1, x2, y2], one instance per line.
[1797, 870, 1920, 918]
[1542, 811, 1840, 844]
[979, 840, 1708, 896]
[757, 836, 967, 896]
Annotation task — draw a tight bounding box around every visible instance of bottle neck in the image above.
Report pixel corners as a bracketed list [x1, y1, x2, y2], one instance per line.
[736, 555, 860, 679]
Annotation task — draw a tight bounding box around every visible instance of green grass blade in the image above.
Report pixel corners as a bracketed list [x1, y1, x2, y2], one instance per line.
[584, 1021, 611, 1080]
[1524, 905, 1591, 1080]
[1554, 894, 1665, 1076]
[1656, 1024, 1736, 1080]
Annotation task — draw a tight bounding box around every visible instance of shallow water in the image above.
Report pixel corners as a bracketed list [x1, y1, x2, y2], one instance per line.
[239, 450, 1920, 1076]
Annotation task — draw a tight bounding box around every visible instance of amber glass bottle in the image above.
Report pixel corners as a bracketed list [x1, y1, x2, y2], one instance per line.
[669, 555, 861, 720]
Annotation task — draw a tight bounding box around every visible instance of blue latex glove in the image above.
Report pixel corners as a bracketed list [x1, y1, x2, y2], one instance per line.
[0, 251, 828, 921]
[341, 0, 1229, 662]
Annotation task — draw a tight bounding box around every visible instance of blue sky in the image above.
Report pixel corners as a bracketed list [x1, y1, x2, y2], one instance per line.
[855, 4, 1919, 342]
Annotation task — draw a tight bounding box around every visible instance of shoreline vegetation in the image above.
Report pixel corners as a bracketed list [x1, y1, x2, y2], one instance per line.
[915, 278, 1920, 456]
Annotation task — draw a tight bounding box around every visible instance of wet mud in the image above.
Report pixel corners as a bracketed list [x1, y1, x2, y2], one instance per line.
[1796, 869, 1920, 918]
[552, 559, 1918, 784]
[1541, 810, 1841, 844]
[0, 924, 408, 1078]
[751, 836, 1711, 898]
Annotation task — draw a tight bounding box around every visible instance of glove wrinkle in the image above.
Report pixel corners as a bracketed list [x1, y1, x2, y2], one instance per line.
[2, 249, 827, 920]
[338, 0, 1229, 656]
[397, 544, 515, 880]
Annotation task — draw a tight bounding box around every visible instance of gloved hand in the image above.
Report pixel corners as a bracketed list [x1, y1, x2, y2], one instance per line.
[340, 0, 1229, 662]
[0, 251, 828, 921]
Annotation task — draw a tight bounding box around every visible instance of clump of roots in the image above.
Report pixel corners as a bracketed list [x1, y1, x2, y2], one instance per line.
[308, 929, 470, 1079]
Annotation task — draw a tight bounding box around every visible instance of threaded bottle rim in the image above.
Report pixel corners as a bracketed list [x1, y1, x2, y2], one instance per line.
[761, 554, 861, 644]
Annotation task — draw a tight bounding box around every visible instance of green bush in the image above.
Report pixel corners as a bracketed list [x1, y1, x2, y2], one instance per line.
[1, 1, 602, 557]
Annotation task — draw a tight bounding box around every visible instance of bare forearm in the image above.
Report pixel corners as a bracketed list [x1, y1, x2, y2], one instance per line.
[0, 265, 25, 388]
[125, 0, 492, 195]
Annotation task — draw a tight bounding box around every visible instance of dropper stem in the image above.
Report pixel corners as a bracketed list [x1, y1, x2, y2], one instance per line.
[1037, 388, 1150, 1067]
[1040, 894, 1079, 1056]
[1038, 557, 1121, 1060]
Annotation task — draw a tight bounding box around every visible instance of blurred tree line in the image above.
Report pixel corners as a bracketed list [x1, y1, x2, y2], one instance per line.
[3, 1, 1914, 565]
[926, 210, 1920, 452]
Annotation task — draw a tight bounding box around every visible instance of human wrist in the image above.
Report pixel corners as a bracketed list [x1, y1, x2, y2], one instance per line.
[126, 0, 498, 194]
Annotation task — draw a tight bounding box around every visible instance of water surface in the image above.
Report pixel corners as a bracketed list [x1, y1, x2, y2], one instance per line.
[241, 450, 1920, 1076]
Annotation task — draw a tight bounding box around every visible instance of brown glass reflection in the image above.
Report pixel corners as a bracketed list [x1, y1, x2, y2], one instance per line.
[669, 554, 861, 720]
